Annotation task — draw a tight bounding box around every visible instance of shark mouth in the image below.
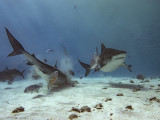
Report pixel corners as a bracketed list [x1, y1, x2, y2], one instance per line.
[113, 56, 126, 60]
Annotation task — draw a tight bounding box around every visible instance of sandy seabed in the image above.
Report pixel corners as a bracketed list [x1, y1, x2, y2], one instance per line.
[0, 77, 160, 120]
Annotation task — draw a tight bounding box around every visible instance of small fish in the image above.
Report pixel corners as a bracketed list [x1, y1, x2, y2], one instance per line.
[48, 71, 58, 90]
[24, 83, 43, 93]
[45, 49, 54, 53]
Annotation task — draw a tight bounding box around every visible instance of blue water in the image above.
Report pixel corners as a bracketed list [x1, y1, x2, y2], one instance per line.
[0, 0, 160, 77]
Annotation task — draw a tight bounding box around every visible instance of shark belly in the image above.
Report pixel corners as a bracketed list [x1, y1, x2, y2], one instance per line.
[100, 54, 126, 72]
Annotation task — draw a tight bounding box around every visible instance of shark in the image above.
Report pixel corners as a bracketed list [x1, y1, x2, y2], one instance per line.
[89, 47, 100, 69]
[0, 67, 24, 84]
[78, 43, 132, 76]
[5, 28, 71, 87]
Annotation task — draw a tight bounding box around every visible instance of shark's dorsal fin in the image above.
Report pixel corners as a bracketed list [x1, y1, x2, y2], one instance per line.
[54, 64, 57, 68]
[27, 61, 33, 65]
[96, 47, 98, 55]
[101, 43, 106, 54]
[5, 66, 8, 70]
[54, 60, 58, 68]
[32, 54, 36, 58]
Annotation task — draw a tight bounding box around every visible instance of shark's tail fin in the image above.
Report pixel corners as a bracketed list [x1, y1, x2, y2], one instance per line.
[5, 28, 25, 56]
[78, 58, 90, 77]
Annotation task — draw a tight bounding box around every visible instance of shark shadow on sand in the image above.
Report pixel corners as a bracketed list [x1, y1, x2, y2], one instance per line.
[32, 83, 78, 99]
[109, 82, 148, 91]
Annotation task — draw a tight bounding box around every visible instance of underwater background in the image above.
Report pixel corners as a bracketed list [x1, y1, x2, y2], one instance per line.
[0, 0, 160, 77]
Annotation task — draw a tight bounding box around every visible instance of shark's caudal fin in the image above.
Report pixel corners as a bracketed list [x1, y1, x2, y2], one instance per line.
[5, 28, 25, 56]
[78, 58, 90, 77]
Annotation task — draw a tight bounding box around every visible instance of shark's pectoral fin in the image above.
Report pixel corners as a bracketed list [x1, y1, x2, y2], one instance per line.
[48, 71, 58, 90]
[128, 65, 132, 72]
[121, 62, 132, 72]
[32, 54, 36, 58]
[40, 69, 50, 74]
[38, 68, 49, 75]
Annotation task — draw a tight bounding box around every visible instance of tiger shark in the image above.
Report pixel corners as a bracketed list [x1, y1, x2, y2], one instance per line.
[78, 43, 132, 76]
[5, 28, 71, 87]
[0, 67, 24, 84]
